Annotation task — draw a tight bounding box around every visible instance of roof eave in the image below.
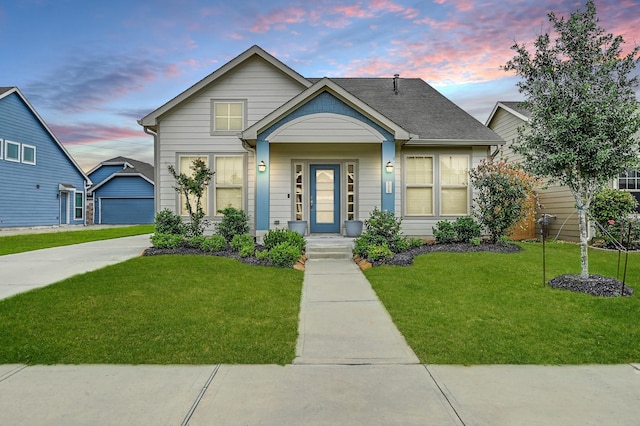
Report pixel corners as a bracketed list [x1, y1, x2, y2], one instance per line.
[404, 138, 505, 147]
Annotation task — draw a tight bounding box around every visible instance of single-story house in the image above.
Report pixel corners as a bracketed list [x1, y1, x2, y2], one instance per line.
[139, 45, 504, 238]
[87, 156, 155, 224]
[0, 87, 90, 228]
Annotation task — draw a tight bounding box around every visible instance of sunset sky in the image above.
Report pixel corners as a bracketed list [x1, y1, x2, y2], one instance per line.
[2, 0, 639, 171]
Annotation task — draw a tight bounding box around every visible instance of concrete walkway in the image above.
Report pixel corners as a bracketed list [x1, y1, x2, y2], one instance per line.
[1, 237, 640, 424]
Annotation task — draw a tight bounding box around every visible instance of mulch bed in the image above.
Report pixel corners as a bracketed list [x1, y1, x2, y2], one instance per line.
[548, 274, 634, 297]
[371, 242, 521, 267]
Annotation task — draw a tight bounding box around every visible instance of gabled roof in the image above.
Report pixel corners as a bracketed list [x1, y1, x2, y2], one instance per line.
[486, 101, 531, 126]
[0, 86, 90, 184]
[241, 77, 413, 143]
[139, 45, 311, 130]
[88, 156, 154, 193]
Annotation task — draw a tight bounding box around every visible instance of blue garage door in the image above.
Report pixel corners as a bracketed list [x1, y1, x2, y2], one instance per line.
[100, 198, 154, 224]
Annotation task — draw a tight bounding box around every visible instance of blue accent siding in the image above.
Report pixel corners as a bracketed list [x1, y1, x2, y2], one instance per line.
[93, 176, 154, 224]
[88, 165, 123, 184]
[0, 92, 87, 227]
[260, 92, 394, 142]
[382, 140, 396, 211]
[255, 140, 270, 230]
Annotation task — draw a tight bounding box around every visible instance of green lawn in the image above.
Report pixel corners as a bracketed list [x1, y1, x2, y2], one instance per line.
[365, 241, 640, 365]
[0, 225, 154, 255]
[0, 255, 303, 365]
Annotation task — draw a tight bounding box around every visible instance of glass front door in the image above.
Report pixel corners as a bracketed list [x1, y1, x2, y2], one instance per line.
[310, 164, 340, 233]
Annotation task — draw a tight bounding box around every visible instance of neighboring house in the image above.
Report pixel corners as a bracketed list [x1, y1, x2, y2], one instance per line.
[87, 157, 155, 224]
[139, 45, 503, 238]
[487, 101, 592, 242]
[0, 87, 90, 228]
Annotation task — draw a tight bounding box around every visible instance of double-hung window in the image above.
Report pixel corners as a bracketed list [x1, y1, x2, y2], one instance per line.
[215, 156, 244, 213]
[212, 101, 245, 133]
[440, 155, 469, 215]
[178, 156, 209, 216]
[405, 156, 434, 215]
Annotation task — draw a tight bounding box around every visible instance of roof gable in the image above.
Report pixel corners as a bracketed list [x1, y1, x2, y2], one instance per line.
[88, 156, 154, 191]
[139, 45, 311, 129]
[241, 78, 412, 143]
[0, 87, 90, 183]
[486, 101, 531, 127]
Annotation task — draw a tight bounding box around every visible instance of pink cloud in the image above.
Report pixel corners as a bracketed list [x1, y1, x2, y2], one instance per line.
[51, 123, 144, 146]
[250, 7, 306, 32]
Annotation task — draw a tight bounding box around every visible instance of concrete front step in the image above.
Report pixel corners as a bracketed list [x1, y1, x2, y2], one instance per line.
[305, 237, 355, 260]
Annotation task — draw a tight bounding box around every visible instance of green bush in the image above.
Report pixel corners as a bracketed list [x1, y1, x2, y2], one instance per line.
[453, 216, 481, 243]
[367, 244, 393, 261]
[230, 234, 255, 258]
[151, 233, 185, 249]
[433, 221, 456, 243]
[268, 243, 301, 267]
[199, 235, 227, 252]
[255, 248, 269, 261]
[360, 207, 407, 253]
[407, 237, 425, 248]
[216, 207, 250, 242]
[154, 209, 184, 235]
[591, 188, 637, 226]
[263, 228, 306, 252]
[353, 232, 386, 258]
[470, 236, 482, 246]
[187, 235, 206, 248]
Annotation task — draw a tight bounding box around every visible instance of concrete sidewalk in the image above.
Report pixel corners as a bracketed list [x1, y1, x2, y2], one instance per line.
[0, 234, 151, 300]
[1, 240, 640, 424]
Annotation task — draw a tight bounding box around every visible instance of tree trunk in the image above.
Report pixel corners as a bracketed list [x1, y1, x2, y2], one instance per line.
[577, 204, 590, 279]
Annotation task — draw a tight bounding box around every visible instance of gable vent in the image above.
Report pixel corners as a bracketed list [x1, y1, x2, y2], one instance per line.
[393, 74, 399, 95]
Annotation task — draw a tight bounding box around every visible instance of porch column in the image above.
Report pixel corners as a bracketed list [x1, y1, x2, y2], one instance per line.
[381, 140, 395, 211]
[256, 139, 270, 231]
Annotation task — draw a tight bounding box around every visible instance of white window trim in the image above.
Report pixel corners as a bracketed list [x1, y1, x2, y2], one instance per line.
[210, 99, 247, 135]
[74, 191, 84, 220]
[5, 140, 20, 162]
[0, 138, 3, 160]
[213, 154, 245, 215]
[439, 154, 470, 217]
[22, 144, 36, 165]
[404, 155, 435, 217]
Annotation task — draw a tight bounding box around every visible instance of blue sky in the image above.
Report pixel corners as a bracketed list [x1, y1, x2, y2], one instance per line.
[2, 0, 639, 171]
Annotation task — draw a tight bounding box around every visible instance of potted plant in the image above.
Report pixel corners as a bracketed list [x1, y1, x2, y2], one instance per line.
[287, 220, 307, 235]
[344, 220, 363, 237]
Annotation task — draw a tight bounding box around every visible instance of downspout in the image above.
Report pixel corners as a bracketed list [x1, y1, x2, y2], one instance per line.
[142, 124, 159, 216]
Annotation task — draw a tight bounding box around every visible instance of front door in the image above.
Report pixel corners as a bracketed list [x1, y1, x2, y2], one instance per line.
[310, 164, 340, 233]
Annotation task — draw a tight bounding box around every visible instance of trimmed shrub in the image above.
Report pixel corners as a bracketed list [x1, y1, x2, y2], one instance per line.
[199, 235, 227, 252]
[154, 209, 184, 235]
[216, 207, 250, 242]
[453, 216, 481, 243]
[268, 243, 301, 268]
[433, 221, 456, 243]
[263, 228, 306, 252]
[255, 248, 269, 261]
[187, 235, 207, 248]
[151, 233, 185, 249]
[591, 188, 637, 226]
[367, 244, 393, 261]
[231, 234, 254, 251]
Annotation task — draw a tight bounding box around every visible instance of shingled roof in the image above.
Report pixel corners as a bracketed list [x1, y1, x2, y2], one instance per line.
[312, 78, 503, 143]
[101, 156, 154, 182]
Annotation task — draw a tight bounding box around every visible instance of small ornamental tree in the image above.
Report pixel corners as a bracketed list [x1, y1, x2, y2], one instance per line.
[469, 159, 538, 243]
[503, 0, 640, 278]
[168, 158, 214, 237]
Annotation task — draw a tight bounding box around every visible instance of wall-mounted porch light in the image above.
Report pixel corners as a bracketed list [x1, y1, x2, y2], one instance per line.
[258, 160, 266, 173]
[385, 161, 394, 173]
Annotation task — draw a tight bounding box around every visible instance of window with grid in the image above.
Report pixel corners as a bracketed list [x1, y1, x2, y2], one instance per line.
[440, 155, 469, 215]
[215, 156, 243, 214]
[619, 171, 640, 211]
[405, 156, 434, 215]
[212, 101, 244, 132]
[178, 156, 209, 216]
